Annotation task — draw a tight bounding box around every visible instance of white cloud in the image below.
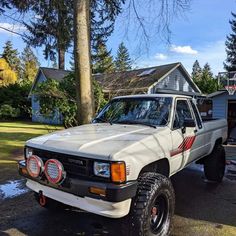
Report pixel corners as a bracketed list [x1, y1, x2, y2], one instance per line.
[170, 44, 198, 55]
[154, 53, 167, 60]
[0, 22, 26, 35]
[136, 40, 226, 75]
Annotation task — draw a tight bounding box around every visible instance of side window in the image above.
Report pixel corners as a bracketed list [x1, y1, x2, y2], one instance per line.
[173, 100, 193, 129]
[190, 101, 202, 129]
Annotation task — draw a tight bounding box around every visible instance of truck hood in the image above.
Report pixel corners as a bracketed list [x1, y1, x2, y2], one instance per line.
[27, 123, 164, 160]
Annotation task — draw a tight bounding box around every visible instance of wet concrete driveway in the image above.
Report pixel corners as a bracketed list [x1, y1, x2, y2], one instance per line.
[0, 146, 236, 236]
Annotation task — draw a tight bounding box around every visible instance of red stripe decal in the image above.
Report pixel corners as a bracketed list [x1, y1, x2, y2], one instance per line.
[170, 136, 196, 157]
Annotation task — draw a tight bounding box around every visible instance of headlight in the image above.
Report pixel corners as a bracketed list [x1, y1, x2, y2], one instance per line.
[93, 162, 110, 178]
[25, 147, 33, 159]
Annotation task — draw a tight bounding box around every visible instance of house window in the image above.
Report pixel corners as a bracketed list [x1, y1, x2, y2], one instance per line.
[175, 75, 179, 90]
[183, 81, 188, 91]
[164, 76, 169, 88]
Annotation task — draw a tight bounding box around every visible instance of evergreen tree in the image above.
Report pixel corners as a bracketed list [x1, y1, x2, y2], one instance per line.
[0, 1, 10, 14]
[202, 63, 213, 78]
[20, 45, 39, 83]
[92, 42, 115, 74]
[224, 12, 236, 72]
[17, 0, 125, 70]
[69, 54, 74, 71]
[52, 58, 58, 69]
[1, 41, 20, 75]
[191, 60, 202, 81]
[115, 42, 132, 72]
[193, 62, 218, 94]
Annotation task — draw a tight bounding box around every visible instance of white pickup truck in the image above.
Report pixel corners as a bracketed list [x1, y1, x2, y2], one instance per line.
[19, 94, 227, 236]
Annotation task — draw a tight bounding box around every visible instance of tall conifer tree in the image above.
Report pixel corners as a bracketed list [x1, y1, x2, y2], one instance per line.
[1, 41, 20, 75]
[20, 45, 39, 83]
[115, 42, 132, 72]
[224, 12, 236, 72]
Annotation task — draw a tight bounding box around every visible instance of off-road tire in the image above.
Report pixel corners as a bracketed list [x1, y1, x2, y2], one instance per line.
[204, 144, 226, 182]
[123, 172, 175, 236]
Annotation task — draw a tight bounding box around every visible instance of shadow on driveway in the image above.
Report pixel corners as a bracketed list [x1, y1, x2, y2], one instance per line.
[0, 164, 236, 236]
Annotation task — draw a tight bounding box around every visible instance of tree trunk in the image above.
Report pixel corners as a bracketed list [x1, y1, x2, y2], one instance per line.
[74, 0, 94, 125]
[58, 48, 65, 70]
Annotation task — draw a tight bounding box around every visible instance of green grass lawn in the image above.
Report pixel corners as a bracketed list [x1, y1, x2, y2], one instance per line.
[0, 121, 62, 162]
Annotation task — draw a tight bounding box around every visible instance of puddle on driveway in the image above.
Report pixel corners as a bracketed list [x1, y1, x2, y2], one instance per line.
[187, 161, 236, 181]
[0, 180, 28, 200]
[226, 161, 236, 181]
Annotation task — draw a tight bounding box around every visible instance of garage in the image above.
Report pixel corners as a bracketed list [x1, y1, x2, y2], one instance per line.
[228, 100, 236, 142]
[209, 90, 236, 141]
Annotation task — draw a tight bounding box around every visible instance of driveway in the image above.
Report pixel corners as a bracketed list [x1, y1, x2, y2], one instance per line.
[0, 145, 236, 236]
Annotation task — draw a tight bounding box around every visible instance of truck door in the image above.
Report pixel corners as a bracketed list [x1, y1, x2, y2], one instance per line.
[189, 100, 208, 162]
[170, 99, 198, 171]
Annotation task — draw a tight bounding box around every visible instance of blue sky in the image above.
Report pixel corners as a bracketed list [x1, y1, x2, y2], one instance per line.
[0, 0, 235, 75]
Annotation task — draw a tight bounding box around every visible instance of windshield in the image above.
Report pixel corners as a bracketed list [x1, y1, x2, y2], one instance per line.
[94, 97, 172, 127]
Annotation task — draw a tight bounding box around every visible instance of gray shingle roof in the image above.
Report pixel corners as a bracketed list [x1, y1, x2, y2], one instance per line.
[207, 90, 227, 98]
[94, 62, 180, 92]
[30, 62, 200, 96]
[41, 67, 71, 81]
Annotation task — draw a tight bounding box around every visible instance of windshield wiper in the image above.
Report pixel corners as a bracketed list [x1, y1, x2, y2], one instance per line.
[93, 117, 113, 125]
[115, 120, 157, 129]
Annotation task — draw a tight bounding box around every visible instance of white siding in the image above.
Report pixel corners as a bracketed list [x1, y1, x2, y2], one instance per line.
[212, 92, 236, 119]
[151, 68, 195, 93]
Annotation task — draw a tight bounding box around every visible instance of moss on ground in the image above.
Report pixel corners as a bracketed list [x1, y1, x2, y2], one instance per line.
[173, 215, 236, 236]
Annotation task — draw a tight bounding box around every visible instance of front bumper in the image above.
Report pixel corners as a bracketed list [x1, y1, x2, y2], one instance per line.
[19, 160, 137, 217]
[26, 179, 132, 218]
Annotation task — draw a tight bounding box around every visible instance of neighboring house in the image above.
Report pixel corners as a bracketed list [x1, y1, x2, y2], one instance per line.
[208, 90, 236, 137]
[29, 67, 70, 125]
[95, 62, 201, 98]
[30, 62, 201, 124]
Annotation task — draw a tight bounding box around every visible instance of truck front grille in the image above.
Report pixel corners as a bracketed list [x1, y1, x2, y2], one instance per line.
[33, 149, 90, 178]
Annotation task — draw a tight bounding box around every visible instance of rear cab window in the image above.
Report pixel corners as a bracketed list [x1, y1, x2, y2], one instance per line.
[190, 100, 203, 129]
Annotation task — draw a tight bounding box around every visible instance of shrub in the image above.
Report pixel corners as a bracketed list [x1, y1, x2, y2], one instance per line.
[0, 82, 32, 119]
[35, 73, 107, 128]
[0, 104, 20, 120]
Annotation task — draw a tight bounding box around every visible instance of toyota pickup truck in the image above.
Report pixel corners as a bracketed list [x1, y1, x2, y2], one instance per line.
[19, 94, 227, 236]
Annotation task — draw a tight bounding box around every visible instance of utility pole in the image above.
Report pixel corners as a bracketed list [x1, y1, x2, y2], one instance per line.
[74, 0, 94, 125]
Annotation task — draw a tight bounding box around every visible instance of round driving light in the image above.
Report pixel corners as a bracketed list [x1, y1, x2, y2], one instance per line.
[44, 159, 65, 184]
[27, 155, 44, 178]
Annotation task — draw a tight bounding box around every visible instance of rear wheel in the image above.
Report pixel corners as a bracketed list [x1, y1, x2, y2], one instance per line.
[124, 172, 175, 236]
[204, 144, 226, 182]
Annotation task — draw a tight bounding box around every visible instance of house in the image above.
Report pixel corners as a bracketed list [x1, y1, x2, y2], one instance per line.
[208, 71, 236, 138]
[30, 67, 71, 124]
[30, 62, 201, 124]
[208, 90, 236, 137]
[95, 62, 201, 98]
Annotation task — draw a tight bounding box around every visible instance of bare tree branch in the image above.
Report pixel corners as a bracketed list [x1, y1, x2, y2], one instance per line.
[121, 0, 191, 54]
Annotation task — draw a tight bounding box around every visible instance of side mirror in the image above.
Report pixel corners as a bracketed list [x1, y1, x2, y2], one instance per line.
[183, 119, 196, 128]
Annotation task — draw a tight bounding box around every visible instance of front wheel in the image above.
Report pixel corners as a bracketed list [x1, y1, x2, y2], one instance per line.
[124, 172, 175, 236]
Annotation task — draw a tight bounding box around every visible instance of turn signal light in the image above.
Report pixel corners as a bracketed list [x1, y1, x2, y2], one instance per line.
[111, 162, 126, 183]
[89, 187, 106, 196]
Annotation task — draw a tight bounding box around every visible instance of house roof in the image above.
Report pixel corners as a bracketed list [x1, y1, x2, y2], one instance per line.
[40, 67, 71, 81]
[30, 62, 201, 97]
[207, 90, 227, 98]
[29, 67, 71, 96]
[94, 62, 200, 93]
